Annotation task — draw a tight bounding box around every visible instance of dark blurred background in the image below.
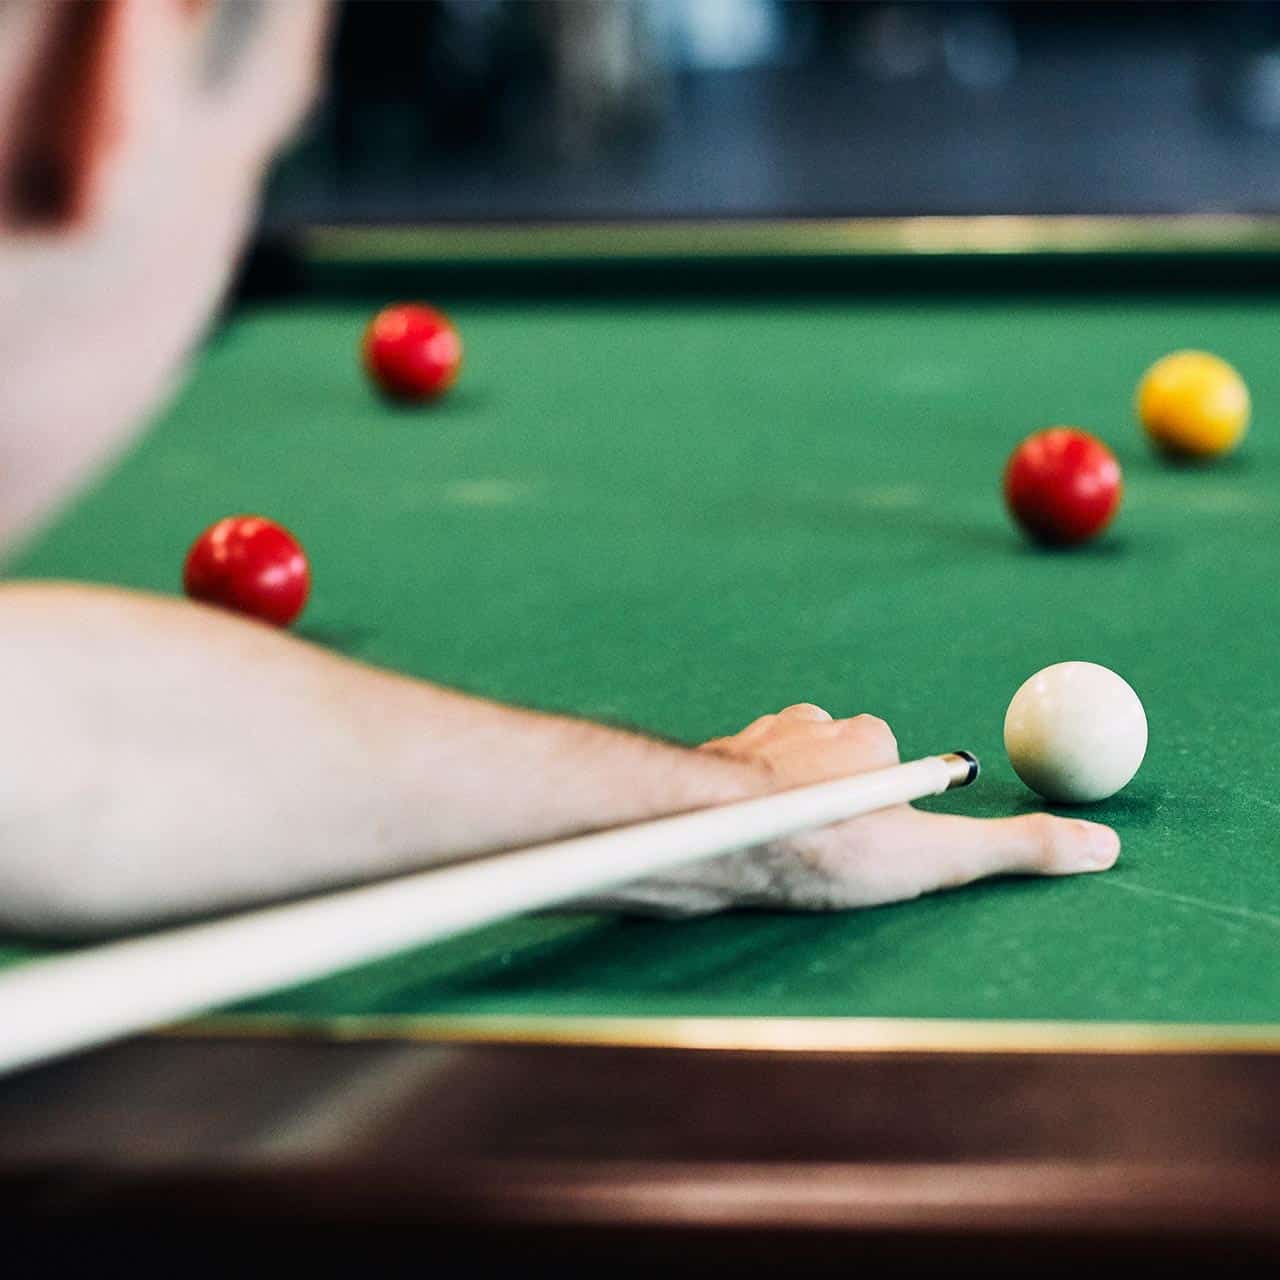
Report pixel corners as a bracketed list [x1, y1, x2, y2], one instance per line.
[264, 0, 1280, 226]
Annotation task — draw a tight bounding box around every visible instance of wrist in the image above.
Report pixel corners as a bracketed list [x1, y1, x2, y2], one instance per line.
[690, 746, 778, 806]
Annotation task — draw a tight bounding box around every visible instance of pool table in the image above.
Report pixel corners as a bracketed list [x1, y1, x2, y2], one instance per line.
[6, 218, 1280, 1267]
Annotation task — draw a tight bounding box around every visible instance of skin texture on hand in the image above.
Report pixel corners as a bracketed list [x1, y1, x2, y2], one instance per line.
[578, 703, 1120, 916]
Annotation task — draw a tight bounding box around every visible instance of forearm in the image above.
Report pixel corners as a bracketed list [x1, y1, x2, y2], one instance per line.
[0, 583, 763, 937]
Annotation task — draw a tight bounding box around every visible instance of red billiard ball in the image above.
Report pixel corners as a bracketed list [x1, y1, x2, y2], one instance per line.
[362, 303, 462, 402]
[1003, 427, 1122, 546]
[183, 516, 310, 627]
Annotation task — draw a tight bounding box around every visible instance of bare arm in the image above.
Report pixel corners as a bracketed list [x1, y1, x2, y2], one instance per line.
[0, 584, 1119, 940]
[0, 583, 763, 936]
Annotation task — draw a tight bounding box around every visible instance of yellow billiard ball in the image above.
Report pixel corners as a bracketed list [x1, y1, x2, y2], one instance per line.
[1136, 350, 1251, 459]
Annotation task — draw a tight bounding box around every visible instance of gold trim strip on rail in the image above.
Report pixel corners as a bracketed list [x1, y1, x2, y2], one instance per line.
[303, 215, 1280, 264]
[168, 1013, 1280, 1055]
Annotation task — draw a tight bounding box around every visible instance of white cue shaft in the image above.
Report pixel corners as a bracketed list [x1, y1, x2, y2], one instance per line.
[0, 751, 977, 1077]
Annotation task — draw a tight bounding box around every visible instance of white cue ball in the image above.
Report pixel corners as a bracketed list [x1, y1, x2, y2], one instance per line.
[1003, 661, 1147, 804]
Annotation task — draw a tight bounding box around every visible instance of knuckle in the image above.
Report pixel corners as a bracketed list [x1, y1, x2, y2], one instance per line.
[1026, 813, 1061, 871]
[848, 714, 898, 752]
[738, 714, 778, 740]
[851, 712, 892, 735]
[780, 702, 832, 722]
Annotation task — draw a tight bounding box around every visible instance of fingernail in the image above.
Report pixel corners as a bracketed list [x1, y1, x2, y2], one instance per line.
[1082, 823, 1120, 869]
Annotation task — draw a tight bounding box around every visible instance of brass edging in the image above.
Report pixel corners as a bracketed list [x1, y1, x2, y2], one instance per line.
[166, 1013, 1280, 1055]
[303, 215, 1280, 264]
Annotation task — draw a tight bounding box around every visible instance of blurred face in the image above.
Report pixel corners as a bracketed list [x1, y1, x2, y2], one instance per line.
[0, 0, 329, 553]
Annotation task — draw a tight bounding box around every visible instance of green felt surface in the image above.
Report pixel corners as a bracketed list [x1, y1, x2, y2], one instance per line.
[7, 290, 1280, 1025]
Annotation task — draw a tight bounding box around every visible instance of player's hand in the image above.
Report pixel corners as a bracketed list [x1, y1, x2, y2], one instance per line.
[590, 703, 1120, 917]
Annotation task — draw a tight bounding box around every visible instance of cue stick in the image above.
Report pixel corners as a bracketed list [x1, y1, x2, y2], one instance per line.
[0, 750, 978, 1077]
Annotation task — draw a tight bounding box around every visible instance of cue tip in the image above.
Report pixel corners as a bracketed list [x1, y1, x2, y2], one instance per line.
[942, 750, 980, 788]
